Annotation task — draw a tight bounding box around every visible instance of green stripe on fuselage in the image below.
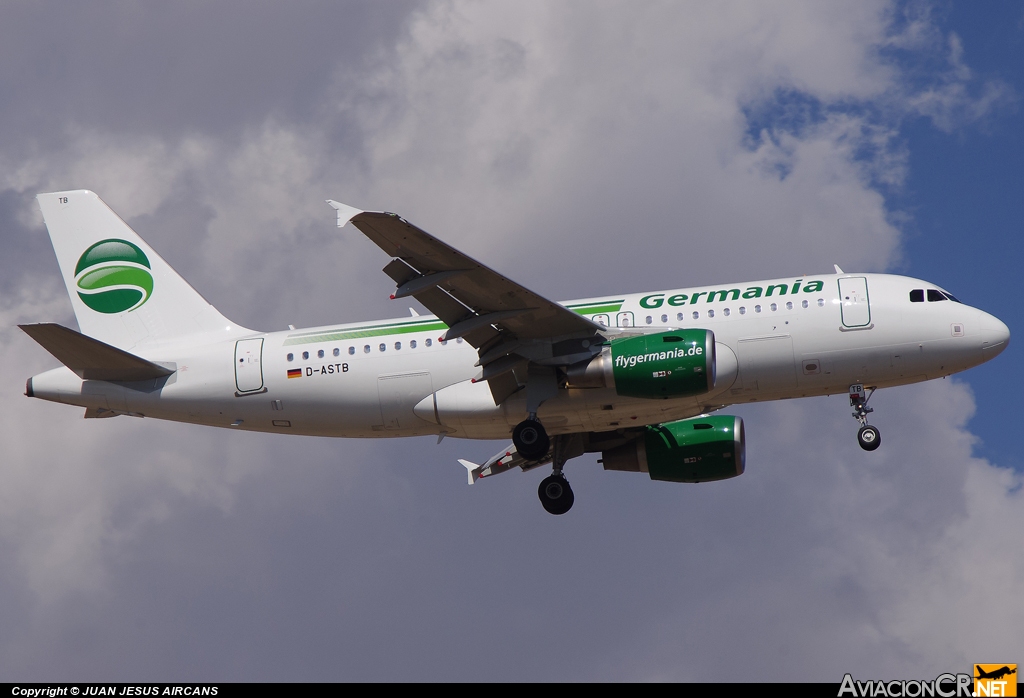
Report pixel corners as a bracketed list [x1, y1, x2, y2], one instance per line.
[283, 319, 448, 345]
[283, 300, 624, 346]
[565, 300, 624, 315]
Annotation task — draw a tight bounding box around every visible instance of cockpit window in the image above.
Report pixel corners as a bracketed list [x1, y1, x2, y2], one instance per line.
[942, 291, 961, 303]
[909, 289, 924, 303]
[927, 289, 947, 302]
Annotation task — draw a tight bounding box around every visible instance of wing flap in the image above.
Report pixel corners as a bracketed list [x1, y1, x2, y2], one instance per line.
[20, 323, 174, 382]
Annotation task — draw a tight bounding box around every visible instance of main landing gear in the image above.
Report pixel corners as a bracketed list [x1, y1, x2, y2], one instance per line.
[513, 416, 579, 515]
[513, 416, 550, 461]
[538, 473, 574, 515]
[538, 433, 584, 515]
[850, 384, 880, 451]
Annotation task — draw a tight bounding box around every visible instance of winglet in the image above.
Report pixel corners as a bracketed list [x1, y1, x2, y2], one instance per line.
[834, 264, 845, 274]
[458, 459, 481, 485]
[326, 200, 364, 228]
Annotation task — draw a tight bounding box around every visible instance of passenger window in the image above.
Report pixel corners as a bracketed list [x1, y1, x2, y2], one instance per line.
[318, 349, 324, 358]
[677, 313, 684, 321]
[645, 316, 653, 325]
[739, 307, 746, 315]
[395, 342, 401, 350]
[363, 345, 370, 354]
[708, 309, 715, 318]
[785, 302, 793, 310]
[692, 311, 699, 320]
[287, 353, 294, 362]
[661, 314, 668, 323]
[754, 305, 761, 313]
[817, 298, 825, 307]
[410, 340, 417, 349]
[348, 346, 355, 355]
[425, 338, 433, 347]
[927, 289, 947, 302]
[801, 300, 808, 308]
[723, 308, 731, 316]
[593, 313, 609, 327]
[770, 303, 777, 312]
[302, 351, 309, 360]
[333, 348, 340, 357]
[456, 337, 463, 344]
[909, 289, 924, 302]
[379, 343, 386, 352]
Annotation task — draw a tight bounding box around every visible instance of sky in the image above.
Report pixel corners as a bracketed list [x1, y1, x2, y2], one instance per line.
[0, 0, 1021, 682]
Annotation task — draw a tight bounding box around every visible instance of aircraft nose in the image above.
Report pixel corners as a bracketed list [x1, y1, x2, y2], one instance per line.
[978, 313, 1010, 362]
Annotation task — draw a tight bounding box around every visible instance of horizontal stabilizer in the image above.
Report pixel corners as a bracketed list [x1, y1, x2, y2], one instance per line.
[458, 443, 541, 485]
[458, 459, 481, 485]
[19, 323, 174, 382]
[84, 406, 120, 419]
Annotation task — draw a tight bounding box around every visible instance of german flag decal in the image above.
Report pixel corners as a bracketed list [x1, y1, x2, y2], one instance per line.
[287, 368, 302, 379]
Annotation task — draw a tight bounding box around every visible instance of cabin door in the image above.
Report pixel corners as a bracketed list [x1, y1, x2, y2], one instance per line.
[235, 338, 265, 393]
[838, 277, 872, 328]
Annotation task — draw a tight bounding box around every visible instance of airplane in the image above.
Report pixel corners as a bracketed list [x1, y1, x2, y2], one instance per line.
[21, 190, 1010, 515]
[975, 666, 1016, 681]
[974, 663, 1015, 679]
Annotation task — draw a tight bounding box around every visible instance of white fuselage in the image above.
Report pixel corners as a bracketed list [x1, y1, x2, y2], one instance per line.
[29, 273, 1009, 440]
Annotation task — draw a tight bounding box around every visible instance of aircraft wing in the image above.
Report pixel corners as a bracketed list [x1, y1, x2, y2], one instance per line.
[329, 201, 607, 403]
[328, 203, 601, 345]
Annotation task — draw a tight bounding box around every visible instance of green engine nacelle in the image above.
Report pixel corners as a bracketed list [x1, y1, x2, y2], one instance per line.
[602, 415, 745, 483]
[610, 329, 715, 399]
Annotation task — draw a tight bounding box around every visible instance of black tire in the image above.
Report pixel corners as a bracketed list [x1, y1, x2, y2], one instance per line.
[857, 424, 881, 451]
[538, 474, 574, 515]
[513, 419, 550, 460]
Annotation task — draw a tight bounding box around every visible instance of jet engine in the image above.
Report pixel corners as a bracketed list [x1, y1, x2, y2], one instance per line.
[566, 329, 717, 398]
[601, 415, 745, 483]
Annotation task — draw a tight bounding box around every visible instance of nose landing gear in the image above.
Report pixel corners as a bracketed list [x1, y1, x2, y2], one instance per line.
[857, 424, 881, 450]
[850, 384, 880, 451]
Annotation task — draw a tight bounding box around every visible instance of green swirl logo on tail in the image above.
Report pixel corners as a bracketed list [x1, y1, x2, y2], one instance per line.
[74, 239, 154, 314]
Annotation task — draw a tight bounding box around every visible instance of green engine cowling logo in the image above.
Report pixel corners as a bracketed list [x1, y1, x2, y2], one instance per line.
[611, 329, 716, 399]
[74, 239, 154, 314]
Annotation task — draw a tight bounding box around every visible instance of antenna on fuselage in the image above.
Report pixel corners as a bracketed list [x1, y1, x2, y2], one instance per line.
[834, 264, 845, 274]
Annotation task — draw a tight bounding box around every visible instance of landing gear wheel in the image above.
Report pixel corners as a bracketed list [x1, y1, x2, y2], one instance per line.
[857, 425, 881, 451]
[513, 419, 550, 460]
[538, 474, 574, 515]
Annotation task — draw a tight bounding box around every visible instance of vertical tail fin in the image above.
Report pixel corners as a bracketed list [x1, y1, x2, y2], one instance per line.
[37, 190, 243, 350]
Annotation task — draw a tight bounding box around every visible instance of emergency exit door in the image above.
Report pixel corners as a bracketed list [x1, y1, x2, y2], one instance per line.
[838, 277, 872, 328]
[235, 338, 265, 393]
